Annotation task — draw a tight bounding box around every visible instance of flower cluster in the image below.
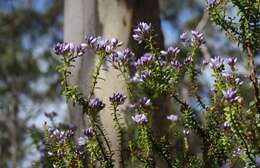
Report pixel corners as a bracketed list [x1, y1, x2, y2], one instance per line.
[227, 57, 237, 67]
[108, 48, 135, 69]
[131, 114, 148, 124]
[131, 71, 152, 82]
[85, 36, 123, 53]
[184, 56, 193, 64]
[135, 53, 154, 67]
[223, 88, 240, 102]
[180, 30, 205, 47]
[84, 127, 94, 138]
[48, 128, 75, 144]
[88, 98, 105, 112]
[207, 0, 219, 7]
[109, 92, 127, 106]
[161, 47, 180, 57]
[49, 17, 259, 167]
[127, 97, 152, 111]
[54, 42, 75, 55]
[170, 60, 182, 68]
[209, 56, 224, 70]
[180, 32, 189, 42]
[132, 22, 152, 44]
[191, 30, 206, 46]
[76, 43, 88, 56]
[77, 127, 95, 146]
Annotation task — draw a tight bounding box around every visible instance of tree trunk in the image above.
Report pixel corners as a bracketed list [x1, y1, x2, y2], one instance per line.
[64, 0, 100, 137]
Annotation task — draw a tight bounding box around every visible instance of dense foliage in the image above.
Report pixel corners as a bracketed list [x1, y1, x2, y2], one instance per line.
[33, 0, 259, 167]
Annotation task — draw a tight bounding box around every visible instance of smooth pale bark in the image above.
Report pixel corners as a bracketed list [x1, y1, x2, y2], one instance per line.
[96, 1, 132, 167]
[64, 0, 99, 136]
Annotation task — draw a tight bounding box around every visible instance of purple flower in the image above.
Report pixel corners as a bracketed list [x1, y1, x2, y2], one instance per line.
[167, 47, 180, 56]
[85, 36, 122, 52]
[106, 38, 123, 53]
[235, 78, 243, 85]
[77, 137, 86, 146]
[86, 36, 107, 50]
[227, 57, 237, 67]
[222, 72, 231, 81]
[184, 56, 193, 64]
[54, 42, 75, 55]
[138, 97, 152, 107]
[170, 60, 182, 68]
[88, 98, 105, 112]
[122, 48, 135, 63]
[109, 92, 127, 105]
[167, 114, 178, 121]
[86, 36, 98, 47]
[127, 103, 137, 110]
[48, 128, 75, 144]
[126, 97, 151, 111]
[223, 121, 229, 129]
[223, 88, 240, 102]
[96, 38, 110, 51]
[84, 127, 94, 138]
[180, 32, 189, 42]
[108, 48, 135, 68]
[107, 52, 122, 68]
[135, 53, 154, 67]
[209, 56, 224, 70]
[133, 22, 152, 44]
[131, 71, 152, 82]
[131, 114, 148, 123]
[183, 128, 190, 135]
[110, 38, 123, 48]
[140, 71, 151, 81]
[191, 30, 205, 46]
[208, 0, 219, 7]
[130, 73, 141, 82]
[76, 43, 88, 56]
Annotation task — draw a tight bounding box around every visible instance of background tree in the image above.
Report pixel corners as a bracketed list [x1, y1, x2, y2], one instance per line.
[0, 0, 63, 167]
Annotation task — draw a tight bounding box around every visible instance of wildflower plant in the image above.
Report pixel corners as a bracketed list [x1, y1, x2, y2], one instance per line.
[34, 1, 260, 167]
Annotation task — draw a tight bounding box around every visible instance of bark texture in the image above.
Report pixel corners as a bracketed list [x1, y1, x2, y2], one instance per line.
[64, 0, 99, 136]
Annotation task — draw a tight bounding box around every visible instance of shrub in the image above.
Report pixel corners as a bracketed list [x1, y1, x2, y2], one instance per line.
[33, 1, 260, 167]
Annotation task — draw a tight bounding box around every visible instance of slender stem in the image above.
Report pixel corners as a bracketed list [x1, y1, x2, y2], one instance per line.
[247, 46, 260, 112]
[112, 105, 126, 168]
[93, 117, 113, 155]
[90, 117, 113, 166]
[195, 94, 208, 110]
[89, 53, 106, 99]
[150, 134, 176, 168]
[188, 47, 208, 110]
[229, 106, 255, 164]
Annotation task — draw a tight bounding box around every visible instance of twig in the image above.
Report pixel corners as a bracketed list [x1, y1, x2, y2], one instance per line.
[246, 45, 260, 112]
